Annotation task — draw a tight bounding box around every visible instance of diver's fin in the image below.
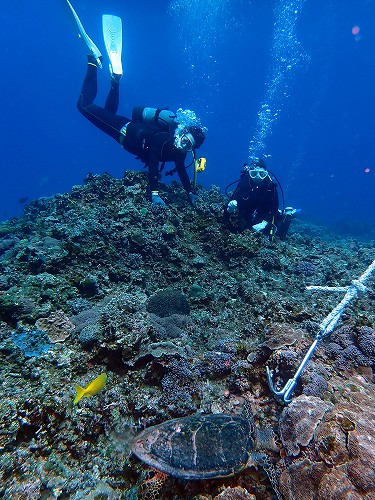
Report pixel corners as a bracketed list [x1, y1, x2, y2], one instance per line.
[62, 0, 102, 68]
[102, 14, 123, 79]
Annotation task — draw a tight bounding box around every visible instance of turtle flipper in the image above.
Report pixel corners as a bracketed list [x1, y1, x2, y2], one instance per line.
[250, 451, 283, 500]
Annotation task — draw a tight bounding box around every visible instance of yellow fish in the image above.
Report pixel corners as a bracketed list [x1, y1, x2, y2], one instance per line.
[73, 373, 107, 405]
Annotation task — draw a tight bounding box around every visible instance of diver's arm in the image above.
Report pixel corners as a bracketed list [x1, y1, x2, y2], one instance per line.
[174, 155, 192, 193]
[147, 144, 161, 193]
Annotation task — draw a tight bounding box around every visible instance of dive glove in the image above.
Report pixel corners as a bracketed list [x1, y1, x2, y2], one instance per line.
[284, 207, 301, 216]
[252, 220, 268, 232]
[151, 191, 166, 206]
[227, 200, 238, 213]
[284, 207, 296, 215]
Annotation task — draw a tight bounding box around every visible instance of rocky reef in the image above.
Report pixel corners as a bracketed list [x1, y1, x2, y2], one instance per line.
[0, 171, 374, 499]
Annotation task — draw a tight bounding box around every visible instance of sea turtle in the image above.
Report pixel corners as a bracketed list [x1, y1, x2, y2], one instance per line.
[131, 402, 282, 499]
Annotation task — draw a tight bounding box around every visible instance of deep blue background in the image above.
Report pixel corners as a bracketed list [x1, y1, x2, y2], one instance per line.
[1, 1, 374, 235]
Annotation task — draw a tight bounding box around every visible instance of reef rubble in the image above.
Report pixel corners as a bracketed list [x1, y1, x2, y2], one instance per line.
[0, 171, 374, 499]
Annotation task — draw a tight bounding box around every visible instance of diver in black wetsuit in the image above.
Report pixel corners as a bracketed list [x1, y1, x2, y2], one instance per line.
[225, 158, 297, 239]
[63, 0, 206, 206]
[77, 59, 205, 206]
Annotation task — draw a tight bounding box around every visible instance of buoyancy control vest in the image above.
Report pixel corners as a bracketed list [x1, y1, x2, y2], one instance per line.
[132, 107, 176, 132]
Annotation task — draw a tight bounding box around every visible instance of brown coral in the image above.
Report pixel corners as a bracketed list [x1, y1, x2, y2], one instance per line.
[279, 459, 329, 500]
[262, 323, 306, 351]
[280, 374, 375, 499]
[279, 395, 333, 456]
[317, 466, 363, 500]
[35, 310, 75, 343]
[214, 486, 256, 499]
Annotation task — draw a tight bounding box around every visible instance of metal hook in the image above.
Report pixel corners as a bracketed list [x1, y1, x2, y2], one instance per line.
[267, 259, 375, 404]
[266, 337, 322, 404]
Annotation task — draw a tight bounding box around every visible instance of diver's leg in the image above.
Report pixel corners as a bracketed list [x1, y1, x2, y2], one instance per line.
[78, 56, 100, 108]
[104, 78, 120, 114]
[64, 2, 128, 142]
[77, 58, 130, 142]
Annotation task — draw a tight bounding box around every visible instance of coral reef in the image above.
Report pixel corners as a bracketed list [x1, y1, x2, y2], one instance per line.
[0, 171, 375, 499]
[146, 288, 190, 317]
[11, 326, 54, 357]
[279, 395, 333, 457]
[279, 374, 375, 499]
[35, 310, 75, 343]
[323, 324, 375, 371]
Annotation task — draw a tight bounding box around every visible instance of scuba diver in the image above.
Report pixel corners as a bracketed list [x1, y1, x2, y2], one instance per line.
[225, 158, 298, 239]
[62, 0, 206, 206]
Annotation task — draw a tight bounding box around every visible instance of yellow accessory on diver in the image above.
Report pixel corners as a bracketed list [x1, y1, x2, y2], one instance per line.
[192, 157, 206, 190]
[195, 157, 206, 172]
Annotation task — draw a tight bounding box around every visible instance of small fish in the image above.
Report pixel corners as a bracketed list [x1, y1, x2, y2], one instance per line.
[73, 372, 107, 405]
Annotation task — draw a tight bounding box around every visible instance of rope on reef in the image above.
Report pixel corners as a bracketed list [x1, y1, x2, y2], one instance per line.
[308, 259, 375, 338]
[267, 259, 375, 404]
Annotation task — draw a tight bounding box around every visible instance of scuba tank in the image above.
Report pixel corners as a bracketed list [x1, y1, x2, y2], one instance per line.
[132, 106, 176, 131]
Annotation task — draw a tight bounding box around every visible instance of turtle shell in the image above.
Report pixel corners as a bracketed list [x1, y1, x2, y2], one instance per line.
[131, 412, 256, 479]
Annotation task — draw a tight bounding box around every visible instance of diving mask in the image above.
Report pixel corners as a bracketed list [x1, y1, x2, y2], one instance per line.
[248, 166, 268, 182]
[174, 132, 195, 152]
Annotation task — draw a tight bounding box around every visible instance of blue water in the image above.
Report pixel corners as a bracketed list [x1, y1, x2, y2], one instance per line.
[1, 0, 374, 234]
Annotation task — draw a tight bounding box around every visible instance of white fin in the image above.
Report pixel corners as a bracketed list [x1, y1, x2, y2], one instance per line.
[63, 0, 102, 67]
[102, 14, 123, 77]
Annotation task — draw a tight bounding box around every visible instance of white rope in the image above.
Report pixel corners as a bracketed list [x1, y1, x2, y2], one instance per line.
[268, 259, 375, 403]
[306, 285, 348, 292]
[307, 259, 375, 336]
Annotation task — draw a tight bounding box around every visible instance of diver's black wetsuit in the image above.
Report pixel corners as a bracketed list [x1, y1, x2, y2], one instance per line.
[77, 60, 192, 194]
[228, 170, 280, 232]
